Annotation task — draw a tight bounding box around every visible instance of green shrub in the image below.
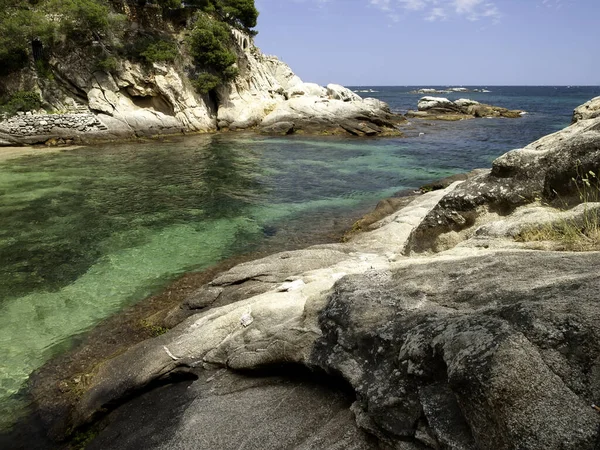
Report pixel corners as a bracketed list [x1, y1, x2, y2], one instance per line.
[0, 49, 29, 76]
[194, 73, 221, 94]
[140, 40, 179, 63]
[217, 0, 258, 29]
[96, 56, 118, 72]
[186, 0, 258, 30]
[0, 0, 126, 76]
[46, 0, 111, 35]
[188, 16, 236, 71]
[157, 0, 182, 8]
[35, 59, 54, 80]
[0, 91, 42, 116]
[187, 14, 239, 93]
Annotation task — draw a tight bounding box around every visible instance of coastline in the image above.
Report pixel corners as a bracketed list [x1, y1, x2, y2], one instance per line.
[2, 94, 599, 449]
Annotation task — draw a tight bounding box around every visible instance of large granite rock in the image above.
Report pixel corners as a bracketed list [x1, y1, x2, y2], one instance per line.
[404, 112, 600, 253]
[216, 50, 404, 137]
[406, 96, 523, 120]
[573, 96, 600, 123]
[313, 251, 600, 449]
[88, 369, 381, 450]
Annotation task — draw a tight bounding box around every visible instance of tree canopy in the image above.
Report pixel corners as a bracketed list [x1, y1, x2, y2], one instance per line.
[0, 0, 259, 97]
[187, 0, 258, 29]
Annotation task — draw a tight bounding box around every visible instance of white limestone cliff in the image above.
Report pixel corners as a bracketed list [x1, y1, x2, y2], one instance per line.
[0, 29, 404, 145]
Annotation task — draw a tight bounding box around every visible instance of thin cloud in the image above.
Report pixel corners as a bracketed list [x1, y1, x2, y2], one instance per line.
[425, 7, 447, 21]
[369, 0, 502, 22]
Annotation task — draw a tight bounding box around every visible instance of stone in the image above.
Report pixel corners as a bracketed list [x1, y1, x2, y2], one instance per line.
[409, 97, 524, 121]
[287, 82, 327, 98]
[417, 96, 457, 111]
[88, 369, 381, 450]
[573, 96, 600, 123]
[312, 251, 600, 449]
[454, 98, 480, 108]
[259, 96, 404, 136]
[404, 112, 600, 254]
[326, 84, 362, 102]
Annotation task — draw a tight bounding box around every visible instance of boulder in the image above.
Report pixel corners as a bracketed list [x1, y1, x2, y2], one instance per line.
[408, 97, 523, 121]
[404, 111, 600, 254]
[417, 96, 458, 112]
[87, 369, 381, 450]
[258, 96, 405, 136]
[326, 84, 362, 102]
[287, 82, 327, 98]
[312, 251, 600, 449]
[454, 98, 480, 108]
[573, 96, 600, 123]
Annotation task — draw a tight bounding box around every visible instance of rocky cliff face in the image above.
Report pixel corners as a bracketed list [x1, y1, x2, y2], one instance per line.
[27, 99, 600, 449]
[0, 28, 403, 145]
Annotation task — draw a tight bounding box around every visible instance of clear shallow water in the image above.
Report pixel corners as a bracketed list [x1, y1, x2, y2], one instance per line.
[0, 86, 599, 430]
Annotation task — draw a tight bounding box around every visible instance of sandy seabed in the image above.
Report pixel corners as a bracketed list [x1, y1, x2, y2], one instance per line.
[0, 145, 83, 162]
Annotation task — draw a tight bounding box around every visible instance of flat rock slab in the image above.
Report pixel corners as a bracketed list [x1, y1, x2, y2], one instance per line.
[89, 369, 381, 450]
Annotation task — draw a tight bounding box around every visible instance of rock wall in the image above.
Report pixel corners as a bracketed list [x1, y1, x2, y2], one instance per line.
[0, 112, 108, 145]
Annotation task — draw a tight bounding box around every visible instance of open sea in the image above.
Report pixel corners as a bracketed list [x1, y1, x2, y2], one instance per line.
[0, 86, 599, 432]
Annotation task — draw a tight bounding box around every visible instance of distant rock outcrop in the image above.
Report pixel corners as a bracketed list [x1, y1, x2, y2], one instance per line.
[408, 87, 491, 94]
[406, 96, 523, 120]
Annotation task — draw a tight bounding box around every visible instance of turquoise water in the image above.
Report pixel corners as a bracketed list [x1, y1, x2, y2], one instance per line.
[1, 86, 599, 430]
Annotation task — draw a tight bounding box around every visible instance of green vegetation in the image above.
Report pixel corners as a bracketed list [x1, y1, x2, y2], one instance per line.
[95, 56, 119, 73]
[516, 166, 600, 251]
[140, 319, 169, 337]
[194, 73, 222, 94]
[0, 0, 126, 75]
[188, 14, 239, 94]
[0, 0, 258, 96]
[187, 0, 259, 29]
[140, 39, 180, 64]
[0, 90, 42, 116]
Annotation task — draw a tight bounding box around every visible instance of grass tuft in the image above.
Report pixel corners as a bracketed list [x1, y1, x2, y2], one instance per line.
[516, 164, 600, 251]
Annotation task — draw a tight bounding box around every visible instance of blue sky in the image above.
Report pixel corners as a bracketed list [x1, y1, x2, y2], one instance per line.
[253, 0, 599, 86]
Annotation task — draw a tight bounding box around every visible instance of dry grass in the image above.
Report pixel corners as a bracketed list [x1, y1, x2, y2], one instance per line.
[516, 165, 600, 251]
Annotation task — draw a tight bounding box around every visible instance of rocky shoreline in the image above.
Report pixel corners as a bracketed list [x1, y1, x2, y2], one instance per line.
[1, 27, 523, 147]
[5, 96, 598, 449]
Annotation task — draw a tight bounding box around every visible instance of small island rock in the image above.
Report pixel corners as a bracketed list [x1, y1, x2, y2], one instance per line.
[407, 96, 523, 120]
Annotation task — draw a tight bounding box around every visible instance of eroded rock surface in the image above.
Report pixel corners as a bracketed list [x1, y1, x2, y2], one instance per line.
[573, 96, 600, 123]
[405, 112, 600, 253]
[88, 369, 382, 450]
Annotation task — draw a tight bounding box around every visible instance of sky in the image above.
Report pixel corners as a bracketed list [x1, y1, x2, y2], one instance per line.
[253, 0, 599, 86]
